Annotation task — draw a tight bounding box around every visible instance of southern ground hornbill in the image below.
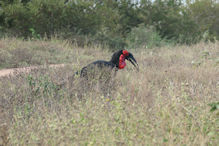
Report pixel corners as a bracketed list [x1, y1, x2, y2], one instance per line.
[79, 49, 139, 80]
[58, 50, 138, 97]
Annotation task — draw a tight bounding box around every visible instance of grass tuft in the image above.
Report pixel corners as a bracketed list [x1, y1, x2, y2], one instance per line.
[0, 38, 218, 145]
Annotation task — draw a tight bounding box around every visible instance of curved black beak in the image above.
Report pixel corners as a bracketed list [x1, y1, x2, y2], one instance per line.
[126, 53, 139, 71]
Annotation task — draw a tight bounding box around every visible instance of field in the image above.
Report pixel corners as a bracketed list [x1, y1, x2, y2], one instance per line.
[0, 38, 218, 145]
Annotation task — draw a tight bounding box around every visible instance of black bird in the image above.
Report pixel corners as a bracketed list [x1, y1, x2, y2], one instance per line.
[79, 49, 139, 81]
[57, 50, 138, 98]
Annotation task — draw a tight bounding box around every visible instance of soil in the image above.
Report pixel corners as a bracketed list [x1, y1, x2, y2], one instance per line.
[0, 64, 65, 78]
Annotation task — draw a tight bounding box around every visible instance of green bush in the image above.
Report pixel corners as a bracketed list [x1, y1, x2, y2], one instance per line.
[2, 0, 101, 37]
[146, 0, 202, 45]
[2, 0, 67, 37]
[94, 30, 127, 50]
[187, 0, 219, 42]
[126, 24, 169, 49]
[0, 0, 218, 47]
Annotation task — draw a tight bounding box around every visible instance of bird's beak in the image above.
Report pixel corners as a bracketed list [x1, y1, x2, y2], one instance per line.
[126, 53, 139, 71]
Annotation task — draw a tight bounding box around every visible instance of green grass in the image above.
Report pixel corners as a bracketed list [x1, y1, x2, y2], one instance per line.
[0, 38, 218, 145]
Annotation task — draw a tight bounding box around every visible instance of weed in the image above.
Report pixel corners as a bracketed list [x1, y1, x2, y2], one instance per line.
[0, 39, 218, 145]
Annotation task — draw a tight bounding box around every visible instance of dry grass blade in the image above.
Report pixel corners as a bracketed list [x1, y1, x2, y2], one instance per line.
[0, 38, 218, 145]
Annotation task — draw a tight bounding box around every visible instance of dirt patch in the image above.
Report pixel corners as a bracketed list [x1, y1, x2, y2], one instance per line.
[0, 64, 66, 78]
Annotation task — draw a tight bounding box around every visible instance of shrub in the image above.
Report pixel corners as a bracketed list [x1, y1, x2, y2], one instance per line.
[126, 24, 169, 49]
[94, 30, 127, 50]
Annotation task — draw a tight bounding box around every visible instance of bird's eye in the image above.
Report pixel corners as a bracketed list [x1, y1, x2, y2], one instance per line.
[122, 50, 129, 56]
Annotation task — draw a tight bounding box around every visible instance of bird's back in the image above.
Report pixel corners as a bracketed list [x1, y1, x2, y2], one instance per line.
[80, 60, 116, 79]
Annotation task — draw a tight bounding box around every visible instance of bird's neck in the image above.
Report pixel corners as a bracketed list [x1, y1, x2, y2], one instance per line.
[118, 54, 126, 69]
[110, 51, 126, 69]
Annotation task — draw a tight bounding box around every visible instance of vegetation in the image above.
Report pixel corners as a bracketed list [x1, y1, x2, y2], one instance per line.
[0, 0, 218, 145]
[0, 0, 218, 48]
[0, 38, 218, 145]
[0, 38, 72, 69]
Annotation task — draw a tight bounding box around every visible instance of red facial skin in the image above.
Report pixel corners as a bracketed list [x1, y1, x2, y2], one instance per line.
[119, 50, 129, 69]
[122, 50, 129, 57]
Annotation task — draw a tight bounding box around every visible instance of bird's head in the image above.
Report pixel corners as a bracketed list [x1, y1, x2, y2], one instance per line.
[110, 49, 139, 71]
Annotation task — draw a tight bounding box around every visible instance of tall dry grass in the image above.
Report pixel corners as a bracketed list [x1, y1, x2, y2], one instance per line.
[0, 37, 102, 69]
[0, 38, 218, 145]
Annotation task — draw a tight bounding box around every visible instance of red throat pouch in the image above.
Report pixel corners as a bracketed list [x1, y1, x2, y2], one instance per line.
[119, 54, 126, 69]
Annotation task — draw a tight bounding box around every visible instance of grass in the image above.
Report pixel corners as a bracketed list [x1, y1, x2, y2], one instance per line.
[0, 37, 103, 69]
[0, 38, 218, 145]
